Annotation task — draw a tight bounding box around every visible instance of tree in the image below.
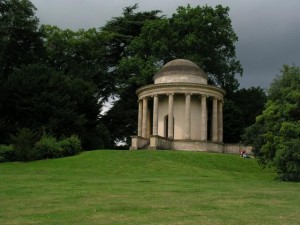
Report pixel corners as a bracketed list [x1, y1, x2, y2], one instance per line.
[10, 128, 38, 161]
[102, 83, 140, 147]
[223, 99, 243, 143]
[223, 87, 267, 143]
[2, 64, 104, 149]
[0, 0, 44, 77]
[0, 0, 45, 145]
[117, 4, 242, 93]
[95, 5, 162, 146]
[106, 4, 242, 145]
[41, 5, 162, 103]
[41, 25, 114, 103]
[101, 4, 161, 63]
[233, 87, 267, 128]
[243, 65, 300, 181]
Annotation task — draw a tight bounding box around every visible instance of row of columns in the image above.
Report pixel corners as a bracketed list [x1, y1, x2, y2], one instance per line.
[137, 93, 223, 142]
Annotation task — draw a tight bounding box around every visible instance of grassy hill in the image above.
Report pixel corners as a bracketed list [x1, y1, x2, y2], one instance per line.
[0, 150, 299, 225]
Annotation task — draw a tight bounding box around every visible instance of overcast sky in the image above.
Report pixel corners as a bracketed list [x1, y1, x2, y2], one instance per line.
[30, 0, 300, 90]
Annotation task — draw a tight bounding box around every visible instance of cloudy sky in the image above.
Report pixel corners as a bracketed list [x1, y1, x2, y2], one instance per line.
[30, 0, 300, 90]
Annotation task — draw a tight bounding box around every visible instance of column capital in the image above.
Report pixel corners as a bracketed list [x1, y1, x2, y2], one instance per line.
[185, 93, 192, 96]
[167, 93, 174, 96]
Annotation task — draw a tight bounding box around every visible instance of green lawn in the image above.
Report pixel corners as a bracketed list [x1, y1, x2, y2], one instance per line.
[0, 150, 299, 225]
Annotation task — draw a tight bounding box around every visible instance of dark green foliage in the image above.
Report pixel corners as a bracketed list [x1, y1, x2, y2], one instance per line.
[118, 5, 242, 92]
[0, 0, 44, 77]
[0, 1, 260, 150]
[223, 100, 243, 143]
[59, 135, 82, 156]
[35, 135, 63, 159]
[0, 1, 110, 150]
[101, 4, 162, 63]
[242, 122, 265, 156]
[35, 134, 81, 159]
[233, 87, 267, 127]
[0, 144, 14, 162]
[103, 84, 139, 147]
[3, 64, 101, 149]
[34, 6, 162, 148]
[41, 25, 114, 103]
[106, 5, 243, 144]
[275, 137, 300, 181]
[223, 87, 267, 143]
[81, 122, 111, 150]
[243, 65, 300, 181]
[1, 133, 83, 162]
[10, 128, 38, 161]
[0, 0, 45, 145]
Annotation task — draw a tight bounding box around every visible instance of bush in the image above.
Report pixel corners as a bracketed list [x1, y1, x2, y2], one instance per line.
[0, 145, 15, 162]
[59, 135, 82, 156]
[4, 131, 82, 161]
[35, 135, 63, 159]
[11, 128, 38, 161]
[275, 139, 300, 182]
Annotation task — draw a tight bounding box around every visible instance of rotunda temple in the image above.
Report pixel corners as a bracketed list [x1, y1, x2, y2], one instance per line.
[130, 59, 226, 152]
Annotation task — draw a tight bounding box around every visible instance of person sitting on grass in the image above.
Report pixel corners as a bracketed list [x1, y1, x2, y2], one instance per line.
[240, 150, 252, 158]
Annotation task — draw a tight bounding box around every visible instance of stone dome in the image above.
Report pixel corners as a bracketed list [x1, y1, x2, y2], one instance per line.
[153, 59, 208, 84]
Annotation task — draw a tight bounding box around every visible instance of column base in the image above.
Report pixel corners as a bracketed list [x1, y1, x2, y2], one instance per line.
[130, 136, 150, 150]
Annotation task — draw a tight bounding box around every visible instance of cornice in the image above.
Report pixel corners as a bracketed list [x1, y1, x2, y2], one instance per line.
[136, 83, 226, 99]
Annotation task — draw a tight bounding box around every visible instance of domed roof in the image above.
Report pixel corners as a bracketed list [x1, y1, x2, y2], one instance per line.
[153, 59, 208, 84]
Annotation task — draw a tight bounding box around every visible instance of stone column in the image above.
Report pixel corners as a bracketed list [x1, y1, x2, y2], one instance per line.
[168, 93, 174, 139]
[152, 95, 158, 136]
[212, 97, 218, 142]
[142, 97, 148, 138]
[137, 99, 143, 136]
[218, 100, 223, 142]
[200, 95, 207, 141]
[185, 93, 191, 139]
[147, 108, 151, 138]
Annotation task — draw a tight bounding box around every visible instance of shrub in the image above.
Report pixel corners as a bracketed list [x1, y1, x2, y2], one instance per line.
[11, 128, 38, 161]
[0, 145, 15, 162]
[35, 135, 63, 159]
[59, 135, 82, 156]
[275, 138, 300, 182]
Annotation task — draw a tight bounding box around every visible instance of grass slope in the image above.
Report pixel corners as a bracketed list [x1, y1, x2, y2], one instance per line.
[0, 150, 299, 225]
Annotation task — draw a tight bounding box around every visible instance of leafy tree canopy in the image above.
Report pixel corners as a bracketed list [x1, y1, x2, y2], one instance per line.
[243, 65, 300, 181]
[41, 25, 114, 103]
[0, 1, 263, 150]
[0, 0, 44, 77]
[233, 87, 267, 127]
[117, 4, 243, 94]
[104, 4, 244, 145]
[2, 64, 104, 149]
